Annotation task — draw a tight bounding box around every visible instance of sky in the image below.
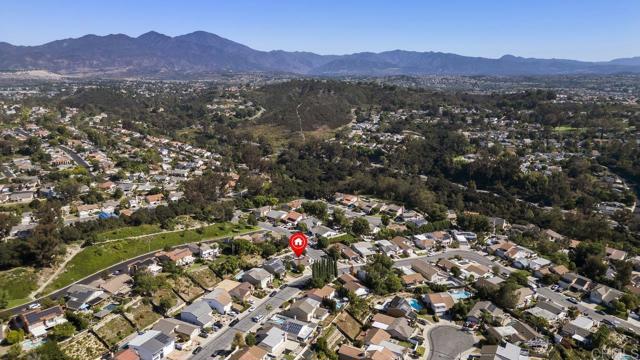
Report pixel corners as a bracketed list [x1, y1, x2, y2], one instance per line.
[1, 0, 639, 61]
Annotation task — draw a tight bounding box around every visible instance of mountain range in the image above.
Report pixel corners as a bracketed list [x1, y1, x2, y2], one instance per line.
[1, 31, 639, 78]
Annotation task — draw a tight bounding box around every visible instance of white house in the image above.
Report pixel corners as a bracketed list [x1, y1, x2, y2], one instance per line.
[203, 288, 232, 315]
[128, 330, 175, 360]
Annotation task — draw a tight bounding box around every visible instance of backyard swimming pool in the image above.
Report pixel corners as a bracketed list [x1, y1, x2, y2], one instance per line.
[448, 289, 472, 300]
[408, 298, 424, 310]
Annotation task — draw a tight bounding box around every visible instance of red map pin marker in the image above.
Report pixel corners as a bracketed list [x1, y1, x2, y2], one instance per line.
[289, 232, 308, 258]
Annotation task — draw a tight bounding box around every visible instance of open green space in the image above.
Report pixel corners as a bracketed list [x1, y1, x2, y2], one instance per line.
[96, 224, 162, 241]
[0, 267, 38, 309]
[43, 222, 257, 295]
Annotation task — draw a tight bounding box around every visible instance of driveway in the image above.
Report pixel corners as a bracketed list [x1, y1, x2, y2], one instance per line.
[427, 325, 475, 360]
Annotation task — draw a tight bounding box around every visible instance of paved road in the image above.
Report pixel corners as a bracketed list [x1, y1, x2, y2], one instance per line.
[427, 325, 475, 360]
[537, 287, 640, 333]
[191, 283, 306, 360]
[0, 230, 263, 318]
[59, 145, 91, 168]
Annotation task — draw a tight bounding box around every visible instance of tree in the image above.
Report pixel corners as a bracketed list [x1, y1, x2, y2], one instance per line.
[450, 266, 461, 278]
[351, 217, 370, 236]
[6, 343, 22, 360]
[0, 213, 18, 239]
[381, 214, 390, 226]
[65, 311, 89, 330]
[5, 329, 24, 344]
[245, 332, 257, 346]
[247, 214, 258, 226]
[33, 340, 69, 360]
[25, 201, 64, 267]
[50, 322, 76, 341]
[590, 325, 610, 349]
[317, 236, 330, 249]
[0, 289, 8, 309]
[232, 332, 245, 349]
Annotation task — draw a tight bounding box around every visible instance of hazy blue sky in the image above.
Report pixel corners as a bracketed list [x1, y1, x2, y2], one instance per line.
[2, 0, 639, 61]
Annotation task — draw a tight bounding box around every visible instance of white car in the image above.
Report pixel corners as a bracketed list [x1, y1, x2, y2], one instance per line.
[27, 303, 41, 310]
[248, 306, 256, 312]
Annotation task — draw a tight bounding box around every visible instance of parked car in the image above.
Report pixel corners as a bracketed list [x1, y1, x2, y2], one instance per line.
[567, 297, 579, 304]
[27, 303, 41, 310]
[193, 346, 203, 354]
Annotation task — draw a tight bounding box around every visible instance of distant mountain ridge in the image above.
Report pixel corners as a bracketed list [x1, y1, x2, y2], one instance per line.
[1, 31, 639, 78]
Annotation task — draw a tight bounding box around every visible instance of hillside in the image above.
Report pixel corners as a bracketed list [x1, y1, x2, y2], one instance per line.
[1, 31, 640, 78]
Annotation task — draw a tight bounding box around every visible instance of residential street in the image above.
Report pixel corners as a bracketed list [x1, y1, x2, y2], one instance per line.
[537, 287, 640, 334]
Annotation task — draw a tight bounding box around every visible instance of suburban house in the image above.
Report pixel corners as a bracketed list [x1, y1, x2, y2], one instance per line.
[97, 274, 133, 296]
[412, 235, 435, 250]
[263, 258, 287, 278]
[257, 326, 287, 354]
[203, 288, 233, 314]
[14, 306, 67, 337]
[113, 349, 140, 360]
[230, 346, 268, 360]
[285, 211, 304, 225]
[589, 284, 624, 307]
[402, 273, 426, 286]
[180, 301, 213, 327]
[561, 316, 595, 343]
[558, 273, 592, 293]
[127, 330, 175, 360]
[156, 248, 194, 267]
[307, 285, 336, 302]
[606, 247, 627, 262]
[153, 318, 200, 341]
[280, 318, 315, 341]
[77, 203, 100, 218]
[480, 342, 529, 360]
[466, 301, 506, 325]
[343, 280, 370, 297]
[423, 292, 455, 316]
[64, 284, 105, 311]
[351, 242, 377, 258]
[242, 268, 273, 289]
[386, 296, 416, 319]
[386, 317, 415, 341]
[332, 243, 360, 261]
[390, 236, 414, 256]
[525, 301, 566, 323]
[229, 282, 254, 302]
[145, 193, 164, 206]
[186, 243, 218, 260]
[514, 287, 536, 308]
[411, 260, 441, 282]
[285, 297, 326, 322]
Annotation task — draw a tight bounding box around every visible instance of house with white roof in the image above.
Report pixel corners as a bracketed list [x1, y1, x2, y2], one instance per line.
[128, 330, 175, 360]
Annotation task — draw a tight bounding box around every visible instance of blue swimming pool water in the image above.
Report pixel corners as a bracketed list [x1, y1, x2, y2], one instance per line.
[408, 298, 423, 310]
[448, 289, 472, 300]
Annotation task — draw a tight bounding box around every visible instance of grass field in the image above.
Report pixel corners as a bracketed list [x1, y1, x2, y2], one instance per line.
[127, 301, 161, 330]
[43, 222, 257, 295]
[0, 267, 38, 309]
[94, 315, 135, 347]
[96, 224, 162, 241]
[554, 125, 580, 132]
[62, 332, 108, 360]
[188, 266, 221, 290]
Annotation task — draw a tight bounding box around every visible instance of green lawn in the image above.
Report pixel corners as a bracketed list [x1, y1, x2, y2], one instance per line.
[553, 125, 580, 132]
[43, 222, 257, 295]
[0, 268, 38, 309]
[96, 224, 163, 241]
